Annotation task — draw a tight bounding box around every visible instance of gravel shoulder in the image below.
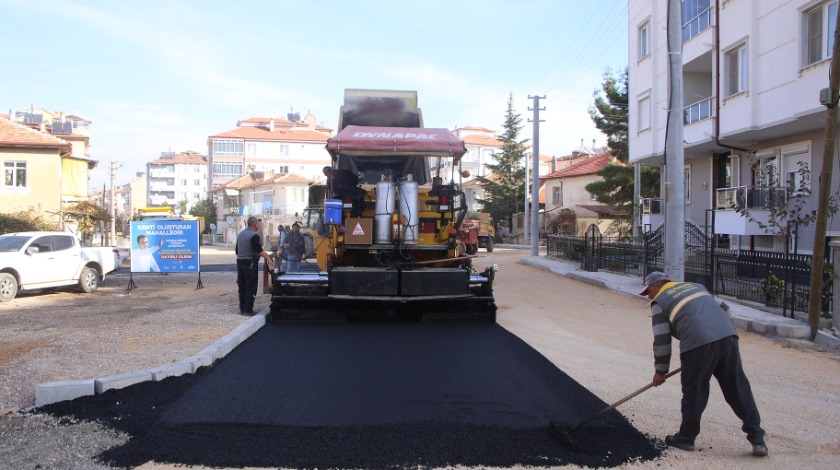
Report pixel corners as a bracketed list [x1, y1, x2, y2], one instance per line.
[1, 249, 839, 469]
[0, 269, 259, 412]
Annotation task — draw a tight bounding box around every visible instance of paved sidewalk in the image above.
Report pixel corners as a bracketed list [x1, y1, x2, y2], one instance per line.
[516, 252, 814, 340]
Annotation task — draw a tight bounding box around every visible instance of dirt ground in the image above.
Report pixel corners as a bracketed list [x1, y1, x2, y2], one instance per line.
[1, 249, 839, 469]
[0, 265, 257, 411]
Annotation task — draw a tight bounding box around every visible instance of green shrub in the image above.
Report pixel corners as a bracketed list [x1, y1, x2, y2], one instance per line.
[0, 211, 61, 234]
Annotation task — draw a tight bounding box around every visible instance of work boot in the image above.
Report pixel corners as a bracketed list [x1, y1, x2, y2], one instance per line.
[751, 442, 768, 457]
[665, 435, 695, 451]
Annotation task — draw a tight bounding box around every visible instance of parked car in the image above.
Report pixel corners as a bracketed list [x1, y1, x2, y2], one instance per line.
[0, 231, 120, 302]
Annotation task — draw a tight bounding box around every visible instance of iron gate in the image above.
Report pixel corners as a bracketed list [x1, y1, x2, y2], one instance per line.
[583, 224, 601, 272]
[643, 220, 713, 291]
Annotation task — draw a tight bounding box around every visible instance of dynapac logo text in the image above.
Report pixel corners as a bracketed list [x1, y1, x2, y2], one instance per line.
[353, 132, 439, 140]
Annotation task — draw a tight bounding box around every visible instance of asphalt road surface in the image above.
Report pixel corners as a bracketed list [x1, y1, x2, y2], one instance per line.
[40, 322, 662, 468]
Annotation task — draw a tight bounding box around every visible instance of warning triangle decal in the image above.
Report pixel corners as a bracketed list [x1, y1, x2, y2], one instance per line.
[353, 223, 365, 235]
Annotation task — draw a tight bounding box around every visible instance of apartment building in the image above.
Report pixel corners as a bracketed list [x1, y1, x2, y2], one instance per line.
[629, 0, 840, 254]
[207, 112, 332, 189]
[209, 169, 312, 245]
[1, 111, 95, 228]
[123, 171, 148, 220]
[146, 150, 208, 212]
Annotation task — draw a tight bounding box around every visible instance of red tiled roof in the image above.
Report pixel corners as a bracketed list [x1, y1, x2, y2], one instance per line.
[150, 151, 207, 164]
[238, 116, 332, 133]
[457, 126, 495, 132]
[210, 126, 330, 142]
[212, 171, 312, 192]
[0, 118, 71, 149]
[542, 152, 615, 179]
[462, 134, 503, 146]
[461, 178, 485, 187]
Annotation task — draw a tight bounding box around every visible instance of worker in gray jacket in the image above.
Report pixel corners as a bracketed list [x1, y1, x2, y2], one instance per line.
[640, 271, 767, 457]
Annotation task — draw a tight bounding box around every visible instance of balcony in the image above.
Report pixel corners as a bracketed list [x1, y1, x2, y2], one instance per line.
[714, 186, 788, 236]
[639, 198, 664, 232]
[684, 97, 712, 125]
[149, 169, 176, 178]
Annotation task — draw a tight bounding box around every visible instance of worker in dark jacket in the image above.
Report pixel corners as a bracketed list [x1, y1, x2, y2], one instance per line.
[283, 222, 307, 272]
[323, 166, 365, 217]
[235, 217, 273, 315]
[640, 271, 767, 457]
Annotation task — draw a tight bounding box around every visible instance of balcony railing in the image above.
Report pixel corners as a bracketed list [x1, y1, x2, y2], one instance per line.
[683, 5, 711, 42]
[715, 186, 788, 211]
[684, 97, 713, 124]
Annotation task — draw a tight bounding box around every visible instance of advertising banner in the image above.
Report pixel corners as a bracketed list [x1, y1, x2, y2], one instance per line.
[129, 220, 200, 273]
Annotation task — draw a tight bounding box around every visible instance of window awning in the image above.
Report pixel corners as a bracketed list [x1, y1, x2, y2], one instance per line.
[224, 188, 239, 197]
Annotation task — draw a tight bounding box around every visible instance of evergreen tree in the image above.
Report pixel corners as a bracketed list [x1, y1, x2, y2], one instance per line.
[476, 94, 528, 235]
[189, 197, 218, 234]
[590, 68, 629, 162]
[586, 68, 659, 237]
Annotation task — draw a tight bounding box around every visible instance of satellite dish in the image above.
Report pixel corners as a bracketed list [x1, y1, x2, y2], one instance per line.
[225, 216, 234, 225]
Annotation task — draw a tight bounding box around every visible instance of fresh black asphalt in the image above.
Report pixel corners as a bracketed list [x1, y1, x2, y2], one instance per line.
[39, 322, 664, 468]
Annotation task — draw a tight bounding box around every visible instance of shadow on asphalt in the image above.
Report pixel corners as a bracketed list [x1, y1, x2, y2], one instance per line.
[39, 322, 663, 468]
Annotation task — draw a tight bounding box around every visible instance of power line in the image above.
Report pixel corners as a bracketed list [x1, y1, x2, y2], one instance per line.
[543, 2, 626, 96]
[533, 0, 611, 90]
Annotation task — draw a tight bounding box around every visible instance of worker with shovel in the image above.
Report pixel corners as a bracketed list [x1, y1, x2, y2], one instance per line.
[640, 271, 767, 457]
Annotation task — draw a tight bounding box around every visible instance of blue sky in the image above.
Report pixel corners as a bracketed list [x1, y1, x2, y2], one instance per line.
[1, 0, 628, 188]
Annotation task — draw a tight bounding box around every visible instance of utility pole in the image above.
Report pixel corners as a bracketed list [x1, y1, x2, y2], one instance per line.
[528, 95, 545, 256]
[109, 161, 119, 246]
[808, 4, 840, 339]
[664, 0, 685, 281]
[524, 151, 529, 245]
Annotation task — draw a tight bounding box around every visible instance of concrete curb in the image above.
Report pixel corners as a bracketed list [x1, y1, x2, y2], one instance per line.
[33, 308, 269, 408]
[814, 330, 840, 349]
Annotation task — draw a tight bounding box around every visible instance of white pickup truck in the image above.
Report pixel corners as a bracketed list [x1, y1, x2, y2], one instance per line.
[0, 231, 120, 302]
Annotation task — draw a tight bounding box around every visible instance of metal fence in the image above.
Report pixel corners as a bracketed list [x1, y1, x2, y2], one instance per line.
[546, 223, 832, 319]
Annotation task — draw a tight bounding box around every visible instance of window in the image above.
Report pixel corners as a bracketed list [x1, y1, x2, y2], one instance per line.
[4, 161, 26, 187]
[726, 44, 748, 96]
[682, 0, 711, 42]
[782, 144, 811, 194]
[247, 143, 257, 156]
[212, 139, 244, 157]
[638, 93, 651, 131]
[685, 165, 692, 204]
[29, 236, 52, 253]
[804, 1, 838, 66]
[194, 179, 201, 186]
[638, 20, 650, 60]
[212, 162, 243, 179]
[552, 185, 563, 205]
[52, 235, 75, 251]
[753, 153, 779, 187]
